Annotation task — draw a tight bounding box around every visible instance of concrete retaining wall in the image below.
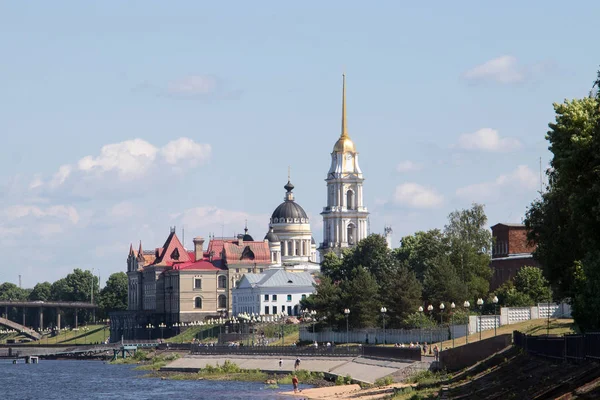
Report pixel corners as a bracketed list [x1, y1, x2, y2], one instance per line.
[439, 334, 512, 371]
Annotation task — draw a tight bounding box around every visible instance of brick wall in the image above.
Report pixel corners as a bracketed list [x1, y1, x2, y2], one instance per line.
[508, 228, 535, 254]
[490, 257, 541, 290]
[439, 334, 512, 371]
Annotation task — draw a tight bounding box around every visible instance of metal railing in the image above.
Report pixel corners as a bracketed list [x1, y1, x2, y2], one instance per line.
[514, 331, 600, 362]
[190, 345, 363, 357]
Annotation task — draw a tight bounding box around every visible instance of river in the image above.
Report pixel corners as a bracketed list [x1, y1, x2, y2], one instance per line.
[0, 359, 297, 400]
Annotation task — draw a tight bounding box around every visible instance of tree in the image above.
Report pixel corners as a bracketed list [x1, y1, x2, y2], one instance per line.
[320, 251, 346, 282]
[394, 229, 449, 282]
[300, 276, 342, 329]
[344, 234, 394, 283]
[381, 263, 423, 328]
[29, 282, 51, 301]
[514, 266, 552, 303]
[99, 272, 128, 315]
[340, 267, 380, 329]
[494, 281, 534, 307]
[0, 282, 29, 301]
[444, 203, 493, 302]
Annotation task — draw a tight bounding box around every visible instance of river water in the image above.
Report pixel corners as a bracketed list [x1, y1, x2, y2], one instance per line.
[1, 359, 297, 400]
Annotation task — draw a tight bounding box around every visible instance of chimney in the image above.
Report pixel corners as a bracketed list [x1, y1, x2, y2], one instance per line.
[193, 237, 205, 261]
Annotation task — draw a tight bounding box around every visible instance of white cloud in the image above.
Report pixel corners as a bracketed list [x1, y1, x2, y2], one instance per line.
[77, 138, 158, 179]
[396, 160, 422, 173]
[457, 128, 522, 152]
[107, 202, 139, 219]
[32, 137, 211, 189]
[160, 137, 212, 165]
[393, 183, 444, 209]
[464, 55, 525, 84]
[167, 75, 218, 95]
[456, 165, 538, 201]
[3, 204, 79, 224]
[172, 206, 269, 237]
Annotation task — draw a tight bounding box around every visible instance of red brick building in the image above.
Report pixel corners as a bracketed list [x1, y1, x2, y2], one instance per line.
[490, 223, 541, 290]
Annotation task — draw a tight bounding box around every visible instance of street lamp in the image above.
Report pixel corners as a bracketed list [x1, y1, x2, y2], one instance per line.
[427, 305, 433, 348]
[418, 306, 424, 343]
[82, 326, 89, 345]
[159, 323, 166, 339]
[463, 301, 470, 344]
[344, 308, 350, 351]
[492, 296, 499, 336]
[450, 302, 456, 348]
[380, 307, 387, 345]
[146, 324, 154, 340]
[439, 303, 445, 350]
[476, 298, 484, 341]
[310, 310, 317, 337]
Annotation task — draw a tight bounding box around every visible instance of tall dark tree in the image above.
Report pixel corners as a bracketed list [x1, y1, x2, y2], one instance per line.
[395, 229, 449, 282]
[381, 263, 423, 327]
[320, 251, 346, 282]
[340, 267, 380, 329]
[98, 272, 128, 316]
[29, 282, 51, 301]
[344, 234, 394, 283]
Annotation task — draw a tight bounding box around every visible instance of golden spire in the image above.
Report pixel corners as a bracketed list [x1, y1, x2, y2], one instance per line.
[333, 74, 355, 153]
[341, 74, 348, 139]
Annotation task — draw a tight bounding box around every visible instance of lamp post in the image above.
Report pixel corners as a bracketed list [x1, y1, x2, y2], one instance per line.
[492, 296, 498, 336]
[380, 307, 387, 345]
[280, 312, 286, 345]
[439, 303, 445, 350]
[344, 308, 350, 351]
[82, 326, 89, 345]
[427, 304, 433, 348]
[450, 302, 456, 348]
[146, 324, 154, 340]
[159, 323, 166, 339]
[418, 306, 423, 343]
[310, 310, 317, 337]
[463, 301, 470, 344]
[476, 298, 484, 341]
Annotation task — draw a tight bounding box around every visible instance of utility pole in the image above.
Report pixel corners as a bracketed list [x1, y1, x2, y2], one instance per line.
[18, 275, 21, 288]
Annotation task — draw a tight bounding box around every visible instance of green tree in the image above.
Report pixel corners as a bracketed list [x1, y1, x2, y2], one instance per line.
[29, 282, 51, 301]
[381, 263, 423, 328]
[514, 266, 552, 303]
[340, 267, 380, 328]
[403, 311, 437, 329]
[494, 281, 534, 307]
[300, 276, 342, 329]
[320, 251, 346, 282]
[0, 282, 29, 301]
[344, 234, 394, 283]
[395, 229, 450, 282]
[98, 272, 128, 315]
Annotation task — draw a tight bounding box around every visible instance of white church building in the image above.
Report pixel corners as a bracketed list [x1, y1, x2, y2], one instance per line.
[232, 269, 316, 317]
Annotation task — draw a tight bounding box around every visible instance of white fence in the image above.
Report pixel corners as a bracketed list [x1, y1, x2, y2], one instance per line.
[469, 302, 572, 335]
[300, 325, 468, 345]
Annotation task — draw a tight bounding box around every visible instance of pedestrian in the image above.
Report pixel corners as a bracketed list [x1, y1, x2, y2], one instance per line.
[292, 374, 299, 393]
[294, 357, 301, 370]
[279, 358, 282, 369]
[433, 345, 439, 362]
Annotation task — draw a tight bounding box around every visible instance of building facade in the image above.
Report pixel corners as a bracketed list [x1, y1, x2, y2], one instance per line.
[319, 75, 369, 258]
[232, 269, 316, 317]
[490, 223, 541, 290]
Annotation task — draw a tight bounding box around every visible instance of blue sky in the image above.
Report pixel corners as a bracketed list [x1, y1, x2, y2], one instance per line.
[1, 1, 598, 288]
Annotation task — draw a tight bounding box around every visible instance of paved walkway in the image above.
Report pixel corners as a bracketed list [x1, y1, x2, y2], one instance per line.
[163, 355, 427, 384]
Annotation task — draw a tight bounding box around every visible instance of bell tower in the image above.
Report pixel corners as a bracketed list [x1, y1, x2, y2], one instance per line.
[318, 75, 369, 258]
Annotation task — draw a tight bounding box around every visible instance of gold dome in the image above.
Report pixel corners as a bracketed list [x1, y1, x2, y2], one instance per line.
[333, 136, 355, 153]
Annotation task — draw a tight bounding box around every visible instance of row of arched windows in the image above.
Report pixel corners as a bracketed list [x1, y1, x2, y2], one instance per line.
[194, 295, 227, 309]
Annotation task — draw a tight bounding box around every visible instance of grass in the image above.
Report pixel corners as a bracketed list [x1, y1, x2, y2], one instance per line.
[110, 349, 180, 371]
[0, 325, 109, 345]
[432, 318, 577, 350]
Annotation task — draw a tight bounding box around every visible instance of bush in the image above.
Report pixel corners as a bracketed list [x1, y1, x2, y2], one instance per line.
[335, 375, 345, 385]
[374, 376, 393, 387]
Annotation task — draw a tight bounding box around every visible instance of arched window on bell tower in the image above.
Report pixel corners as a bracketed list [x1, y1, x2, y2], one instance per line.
[347, 223, 356, 245]
[346, 190, 355, 210]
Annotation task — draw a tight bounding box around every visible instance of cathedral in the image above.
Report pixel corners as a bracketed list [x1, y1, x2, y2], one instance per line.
[115, 75, 368, 340]
[318, 75, 369, 258]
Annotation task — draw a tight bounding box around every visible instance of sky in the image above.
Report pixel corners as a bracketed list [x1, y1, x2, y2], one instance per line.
[1, 1, 598, 288]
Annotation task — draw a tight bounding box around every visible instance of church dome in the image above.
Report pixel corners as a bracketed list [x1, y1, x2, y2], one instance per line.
[270, 180, 309, 224]
[333, 136, 355, 153]
[264, 226, 280, 243]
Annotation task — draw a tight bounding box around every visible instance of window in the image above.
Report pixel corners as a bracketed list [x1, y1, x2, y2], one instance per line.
[347, 190, 355, 210]
[194, 297, 202, 309]
[287, 306, 292, 315]
[347, 223, 356, 246]
[247, 268, 252, 273]
[218, 275, 227, 289]
[264, 294, 269, 301]
[301, 294, 306, 300]
[281, 305, 285, 313]
[272, 306, 277, 314]
[218, 295, 227, 309]
[194, 278, 202, 289]
[287, 294, 292, 302]
[272, 294, 277, 301]
[236, 268, 240, 273]
[265, 306, 269, 315]
[260, 268, 264, 273]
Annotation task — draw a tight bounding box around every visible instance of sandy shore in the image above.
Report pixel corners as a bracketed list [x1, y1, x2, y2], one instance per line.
[279, 383, 416, 399]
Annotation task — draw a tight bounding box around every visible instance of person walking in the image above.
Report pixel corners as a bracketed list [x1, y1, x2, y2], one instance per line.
[279, 358, 283, 369]
[292, 375, 299, 393]
[294, 357, 301, 371]
[433, 345, 439, 362]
